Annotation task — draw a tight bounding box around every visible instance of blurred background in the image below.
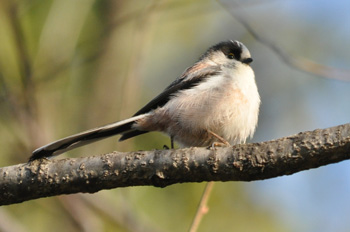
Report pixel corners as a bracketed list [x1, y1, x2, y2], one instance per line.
[0, 0, 349, 231]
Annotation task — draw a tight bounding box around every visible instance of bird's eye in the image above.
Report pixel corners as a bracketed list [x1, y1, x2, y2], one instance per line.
[227, 53, 235, 59]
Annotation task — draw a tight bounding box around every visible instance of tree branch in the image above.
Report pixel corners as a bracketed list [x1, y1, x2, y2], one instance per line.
[1, 124, 349, 206]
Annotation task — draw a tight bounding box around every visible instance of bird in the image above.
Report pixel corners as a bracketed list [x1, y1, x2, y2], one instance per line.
[29, 40, 260, 161]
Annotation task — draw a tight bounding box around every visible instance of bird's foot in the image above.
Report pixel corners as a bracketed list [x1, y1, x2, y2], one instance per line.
[207, 130, 231, 148]
[208, 141, 231, 150]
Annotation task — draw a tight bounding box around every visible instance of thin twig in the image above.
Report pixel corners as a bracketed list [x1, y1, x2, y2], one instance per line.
[189, 182, 215, 232]
[217, 0, 350, 81]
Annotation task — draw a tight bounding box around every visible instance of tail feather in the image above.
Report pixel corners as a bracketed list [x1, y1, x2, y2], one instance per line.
[119, 130, 149, 141]
[29, 114, 147, 161]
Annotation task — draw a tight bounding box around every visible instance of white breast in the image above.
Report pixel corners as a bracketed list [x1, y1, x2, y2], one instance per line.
[161, 64, 260, 146]
[219, 64, 260, 144]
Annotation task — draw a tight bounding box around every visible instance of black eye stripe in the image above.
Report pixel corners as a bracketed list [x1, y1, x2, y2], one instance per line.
[220, 43, 241, 60]
[231, 50, 241, 60]
[227, 50, 241, 59]
[200, 40, 247, 62]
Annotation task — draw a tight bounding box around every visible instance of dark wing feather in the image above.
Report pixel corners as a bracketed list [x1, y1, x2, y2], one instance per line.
[119, 64, 221, 141]
[133, 64, 221, 116]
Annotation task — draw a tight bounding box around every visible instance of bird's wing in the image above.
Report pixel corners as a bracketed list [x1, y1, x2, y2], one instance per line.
[133, 63, 221, 116]
[118, 63, 220, 141]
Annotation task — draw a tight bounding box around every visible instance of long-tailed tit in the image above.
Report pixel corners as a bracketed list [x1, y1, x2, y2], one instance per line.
[29, 40, 260, 161]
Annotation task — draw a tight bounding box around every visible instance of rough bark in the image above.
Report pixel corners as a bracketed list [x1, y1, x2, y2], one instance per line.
[1, 123, 349, 206]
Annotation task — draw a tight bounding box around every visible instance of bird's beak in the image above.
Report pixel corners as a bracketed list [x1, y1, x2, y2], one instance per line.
[242, 58, 253, 64]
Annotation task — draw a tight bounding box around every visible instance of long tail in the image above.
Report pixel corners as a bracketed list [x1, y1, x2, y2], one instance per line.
[29, 114, 147, 161]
